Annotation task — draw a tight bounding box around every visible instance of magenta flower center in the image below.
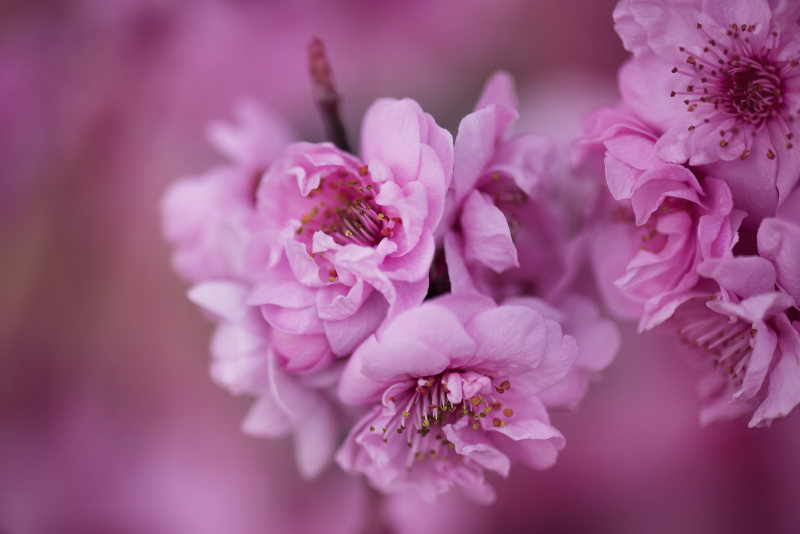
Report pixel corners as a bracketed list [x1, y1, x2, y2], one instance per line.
[678, 307, 755, 387]
[721, 58, 783, 125]
[671, 22, 800, 159]
[297, 165, 397, 246]
[371, 372, 515, 468]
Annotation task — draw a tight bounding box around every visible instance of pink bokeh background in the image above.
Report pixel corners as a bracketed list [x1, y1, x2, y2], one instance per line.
[2, 1, 799, 532]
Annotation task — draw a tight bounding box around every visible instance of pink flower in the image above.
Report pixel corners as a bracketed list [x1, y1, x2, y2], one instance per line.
[444, 71, 555, 295]
[576, 107, 741, 330]
[335, 294, 576, 503]
[249, 98, 452, 365]
[613, 0, 800, 219]
[188, 280, 342, 478]
[161, 101, 294, 282]
[673, 253, 800, 427]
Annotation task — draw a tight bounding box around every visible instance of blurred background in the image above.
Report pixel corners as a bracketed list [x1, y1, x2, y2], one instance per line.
[2, 1, 799, 533]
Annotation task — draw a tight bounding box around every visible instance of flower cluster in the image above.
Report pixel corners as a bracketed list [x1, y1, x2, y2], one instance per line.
[576, 0, 800, 427]
[162, 0, 800, 509]
[162, 72, 618, 502]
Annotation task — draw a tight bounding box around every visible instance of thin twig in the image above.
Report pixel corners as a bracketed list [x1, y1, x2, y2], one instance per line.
[308, 38, 351, 152]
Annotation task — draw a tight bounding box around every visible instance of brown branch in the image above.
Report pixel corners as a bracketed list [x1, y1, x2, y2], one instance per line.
[308, 38, 351, 152]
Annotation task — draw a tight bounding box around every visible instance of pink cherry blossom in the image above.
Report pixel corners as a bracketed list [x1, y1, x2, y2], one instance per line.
[335, 294, 576, 503]
[443, 73, 585, 305]
[575, 106, 741, 330]
[672, 253, 800, 427]
[613, 0, 800, 219]
[249, 98, 452, 364]
[444, 71, 555, 295]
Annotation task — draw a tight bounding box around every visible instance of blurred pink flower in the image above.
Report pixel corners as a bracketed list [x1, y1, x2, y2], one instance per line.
[336, 294, 575, 503]
[188, 280, 342, 478]
[613, 0, 800, 219]
[162, 101, 294, 282]
[576, 107, 740, 330]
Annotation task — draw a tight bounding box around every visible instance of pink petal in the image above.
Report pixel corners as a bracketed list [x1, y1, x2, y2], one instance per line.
[188, 281, 248, 321]
[361, 98, 423, 187]
[443, 422, 511, 477]
[443, 231, 478, 295]
[460, 190, 519, 273]
[242, 394, 293, 438]
[736, 320, 778, 400]
[323, 290, 389, 356]
[465, 305, 549, 368]
[475, 70, 518, 117]
[315, 281, 367, 322]
[454, 106, 505, 203]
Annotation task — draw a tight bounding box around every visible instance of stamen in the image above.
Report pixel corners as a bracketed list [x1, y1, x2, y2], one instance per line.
[678, 303, 756, 387]
[375, 372, 516, 471]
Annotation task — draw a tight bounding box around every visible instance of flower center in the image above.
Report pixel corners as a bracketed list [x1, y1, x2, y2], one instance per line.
[670, 21, 799, 159]
[721, 59, 783, 125]
[370, 371, 515, 469]
[296, 165, 398, 247]
[677, 303, 755, 387]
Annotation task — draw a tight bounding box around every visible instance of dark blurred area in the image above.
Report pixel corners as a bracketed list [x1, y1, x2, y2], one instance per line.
[2, 1, 798, 533]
